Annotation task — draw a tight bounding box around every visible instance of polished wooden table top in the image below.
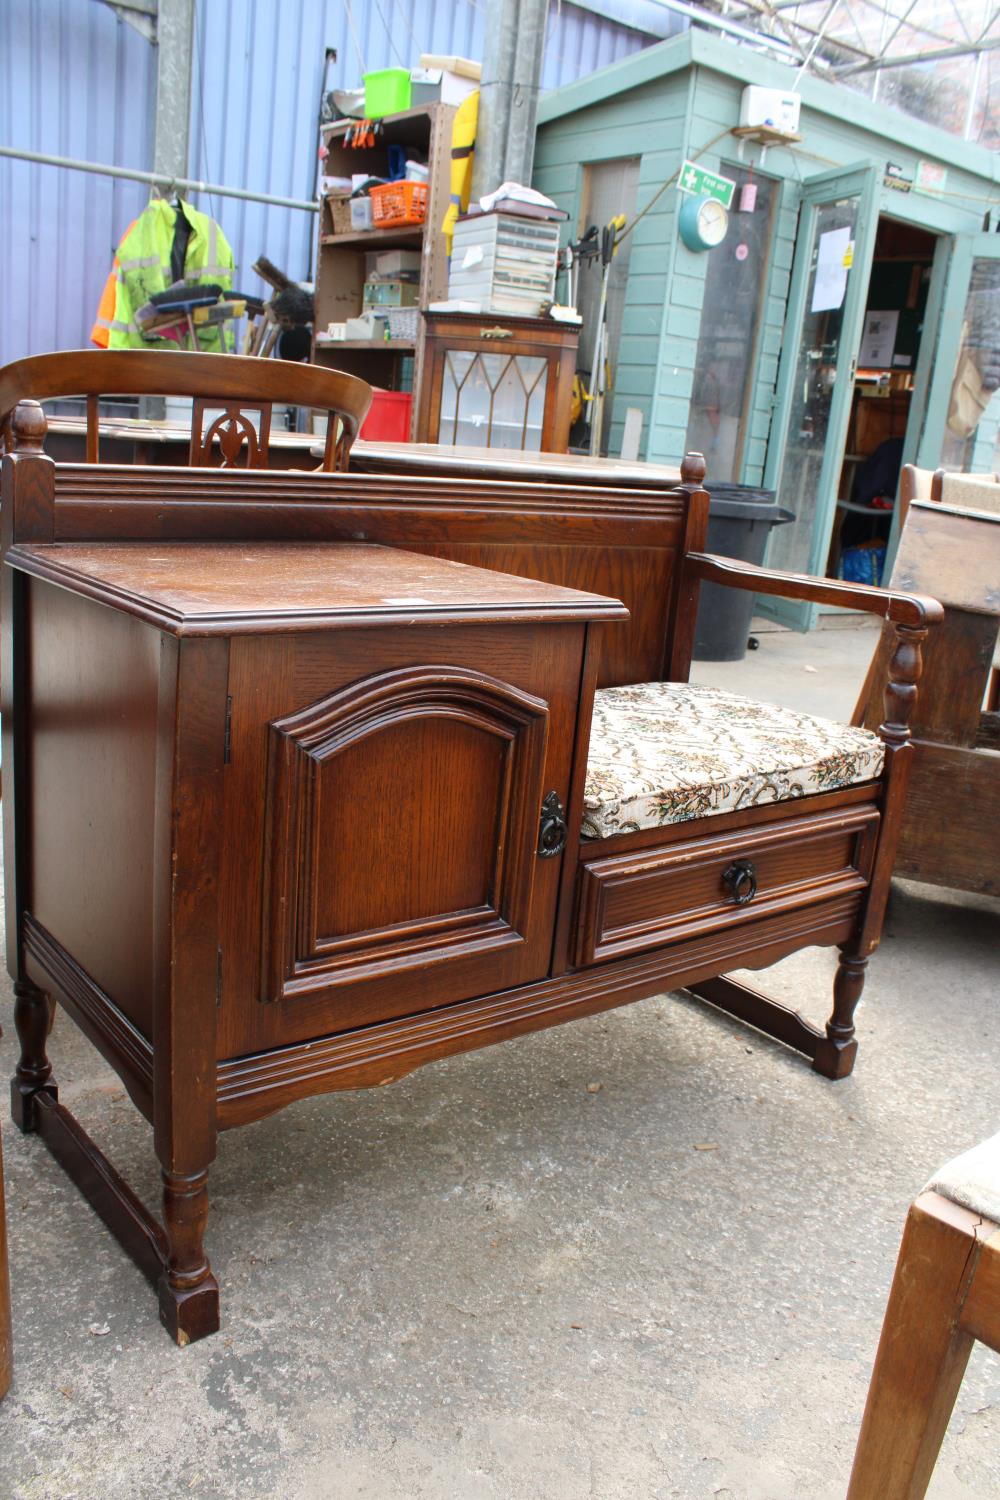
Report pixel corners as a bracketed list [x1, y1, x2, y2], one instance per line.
[7, 540, 627, 635]
[43, 416, 682, 487]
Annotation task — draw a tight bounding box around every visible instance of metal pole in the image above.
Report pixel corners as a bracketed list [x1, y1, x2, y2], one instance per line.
[154, 0, 195, 182]
[0, 145, 319, 213]
[505, 0, 548, 191]
[965, 50, 985, 141]
[471, 0, 549, 200]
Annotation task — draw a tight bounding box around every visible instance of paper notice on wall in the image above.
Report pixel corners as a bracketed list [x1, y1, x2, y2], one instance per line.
[859, 309, 900, 368]
[811, 226, 851, 313]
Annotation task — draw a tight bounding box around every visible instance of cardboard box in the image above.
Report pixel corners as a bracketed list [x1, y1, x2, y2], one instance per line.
[371, 249, 422, 278]
[412, 56, 481, 107]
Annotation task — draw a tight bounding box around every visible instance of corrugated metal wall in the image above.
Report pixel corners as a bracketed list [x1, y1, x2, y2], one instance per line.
[0, 0, 656, 364]
[0, 0, 156, 364]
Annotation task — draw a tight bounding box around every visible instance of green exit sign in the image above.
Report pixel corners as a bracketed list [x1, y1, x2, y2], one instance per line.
[677, 161, 736, 209]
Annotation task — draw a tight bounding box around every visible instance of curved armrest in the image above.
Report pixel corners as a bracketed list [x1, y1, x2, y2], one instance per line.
[686, 551, 943, 629]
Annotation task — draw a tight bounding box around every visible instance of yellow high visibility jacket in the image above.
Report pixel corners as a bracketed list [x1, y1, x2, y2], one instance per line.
[101, 198, 235, 351]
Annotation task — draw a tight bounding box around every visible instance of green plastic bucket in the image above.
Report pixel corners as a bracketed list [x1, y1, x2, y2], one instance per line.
[363, 68, 412, 118]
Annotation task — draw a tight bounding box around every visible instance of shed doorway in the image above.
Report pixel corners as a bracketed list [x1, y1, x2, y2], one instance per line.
[575, 158, 639, 455]
[763, 161, 944, 629]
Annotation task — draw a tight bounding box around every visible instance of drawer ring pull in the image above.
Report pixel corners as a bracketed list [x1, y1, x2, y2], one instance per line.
[722, 859, 757, 906]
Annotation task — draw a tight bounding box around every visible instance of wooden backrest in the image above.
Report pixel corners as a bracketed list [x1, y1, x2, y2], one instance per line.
[939, 471, 1000, 514]
[898, 463, 1000, 529]
[1, 403, 709, 689]
[0, 351, 372, 472]
[858, 500, 1000, 745]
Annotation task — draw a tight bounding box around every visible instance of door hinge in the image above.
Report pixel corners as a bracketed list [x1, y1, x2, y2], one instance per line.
[223, 694, 233, 764]
[216, 947, 223, 1007]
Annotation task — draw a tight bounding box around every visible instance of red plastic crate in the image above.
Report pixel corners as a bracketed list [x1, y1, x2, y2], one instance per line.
[360, 389, 412, 442]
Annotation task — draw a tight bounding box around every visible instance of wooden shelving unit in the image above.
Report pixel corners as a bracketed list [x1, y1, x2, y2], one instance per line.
[312, 103, 457, 438]
[315, 338, 416, 351]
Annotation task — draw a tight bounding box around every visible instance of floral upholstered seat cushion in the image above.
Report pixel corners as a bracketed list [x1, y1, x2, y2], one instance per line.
[581, 681, 884, 839]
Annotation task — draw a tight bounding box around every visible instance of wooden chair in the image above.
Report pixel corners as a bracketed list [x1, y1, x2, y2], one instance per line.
[897, 462, 1000, 522]
[853, 495, 1000, 895]
[0, 362, 942, 1343]
[0, 350, 372, 471]
[848, 1133, 1000, 1498]
[894, 463, 1000, 709]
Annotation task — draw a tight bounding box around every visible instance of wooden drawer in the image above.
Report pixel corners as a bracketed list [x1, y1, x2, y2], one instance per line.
[574, 803, 880, 967]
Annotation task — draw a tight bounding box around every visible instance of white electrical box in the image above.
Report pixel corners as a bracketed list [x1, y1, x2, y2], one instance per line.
[739, 85, 801, 134]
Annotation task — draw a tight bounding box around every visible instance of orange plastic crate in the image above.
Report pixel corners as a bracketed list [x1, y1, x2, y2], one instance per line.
[370, 180, 428, 228]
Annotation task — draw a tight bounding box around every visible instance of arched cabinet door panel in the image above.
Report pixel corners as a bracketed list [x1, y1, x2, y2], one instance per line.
[220, 624, 586, 1054]
[263, 663, 549, 1002]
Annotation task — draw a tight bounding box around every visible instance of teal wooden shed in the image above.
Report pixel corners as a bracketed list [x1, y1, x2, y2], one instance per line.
[533, 29, 1000, 626]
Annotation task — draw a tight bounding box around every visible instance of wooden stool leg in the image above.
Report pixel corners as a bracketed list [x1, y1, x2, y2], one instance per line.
[10, 979, 57, 1132]
[813, 947, 867, 1079]
[847, 1194, 979, 1499]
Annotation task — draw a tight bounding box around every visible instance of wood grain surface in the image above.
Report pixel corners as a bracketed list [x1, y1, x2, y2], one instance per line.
[8, 541, 627, 636]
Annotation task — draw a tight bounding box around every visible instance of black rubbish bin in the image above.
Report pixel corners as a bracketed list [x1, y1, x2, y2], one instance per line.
[693, 484, 794, 662]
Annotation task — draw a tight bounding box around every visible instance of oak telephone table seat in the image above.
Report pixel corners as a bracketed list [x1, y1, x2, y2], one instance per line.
[1, 382, 942, 1344]
[4, 524, 621, 1345]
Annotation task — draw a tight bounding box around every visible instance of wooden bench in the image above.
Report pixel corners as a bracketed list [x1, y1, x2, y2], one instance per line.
[0, 355, 941, 1344]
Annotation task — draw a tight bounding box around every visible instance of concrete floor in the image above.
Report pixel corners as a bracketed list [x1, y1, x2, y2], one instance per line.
[1, 621, 998, 1499]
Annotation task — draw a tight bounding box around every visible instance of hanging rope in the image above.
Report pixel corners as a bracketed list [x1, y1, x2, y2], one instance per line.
[342, 0, 367, 76]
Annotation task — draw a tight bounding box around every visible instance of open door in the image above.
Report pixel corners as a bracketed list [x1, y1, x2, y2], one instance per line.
[763, 164, 880, 629]
[912, 230, 1000, 476]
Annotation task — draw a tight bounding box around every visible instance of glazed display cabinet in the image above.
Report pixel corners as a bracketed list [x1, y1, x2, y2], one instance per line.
[415, 313, 578, 451]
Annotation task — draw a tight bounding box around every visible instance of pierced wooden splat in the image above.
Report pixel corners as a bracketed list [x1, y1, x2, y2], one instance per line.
[190, 399, 271, 469]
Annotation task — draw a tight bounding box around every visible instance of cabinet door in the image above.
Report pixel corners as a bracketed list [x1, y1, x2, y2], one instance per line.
[220, 626, 583, 1052]
[438, 349, 550, 450]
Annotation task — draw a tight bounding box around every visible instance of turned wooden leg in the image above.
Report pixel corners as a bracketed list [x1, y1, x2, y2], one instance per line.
[813, 947, 867, 1080]
[847, 1195, 979, 1499]
[157, 1167, 220, 1346]
[10, 979, 57, 1132]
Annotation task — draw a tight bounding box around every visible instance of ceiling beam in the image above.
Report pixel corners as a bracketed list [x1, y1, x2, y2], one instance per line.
[833, 31, 1000, 72]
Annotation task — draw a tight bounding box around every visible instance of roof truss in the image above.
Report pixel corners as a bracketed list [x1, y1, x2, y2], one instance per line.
[707, 0, 1000, 72]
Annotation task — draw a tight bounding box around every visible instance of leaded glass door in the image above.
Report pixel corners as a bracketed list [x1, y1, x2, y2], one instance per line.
[439, 349, 549, 451]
